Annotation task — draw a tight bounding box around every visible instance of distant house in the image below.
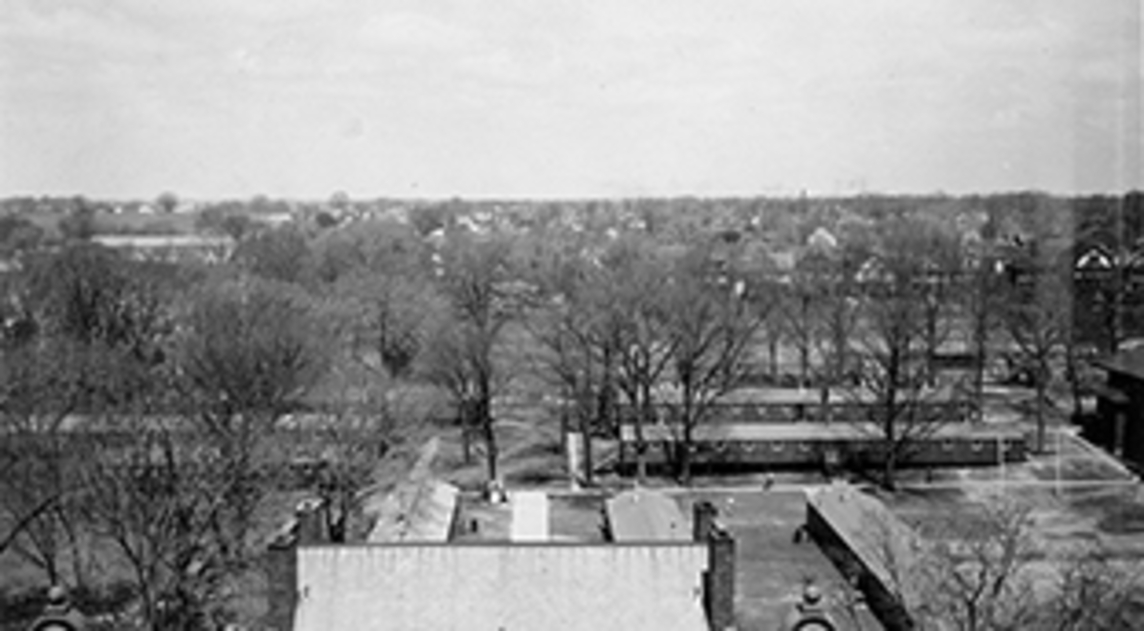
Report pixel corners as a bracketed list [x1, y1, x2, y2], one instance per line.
[806, 226, 839, 251]
[854, 256, 888, 284]
[1089, 347, 1144, 473]
[266, 498, 737, 631]
[1076, 246, 1114, 271]
[256, 212, 295, 228]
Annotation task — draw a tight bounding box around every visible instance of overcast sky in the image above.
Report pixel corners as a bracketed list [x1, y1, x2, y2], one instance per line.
[1, 0, 1140, 200]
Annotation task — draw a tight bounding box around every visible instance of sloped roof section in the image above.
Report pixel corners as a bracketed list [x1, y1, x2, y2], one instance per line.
[364, 480, 458, 543]
[361, 437, 459, 543]
[808, 484, 927, 613]
[294, 544, 710, 631]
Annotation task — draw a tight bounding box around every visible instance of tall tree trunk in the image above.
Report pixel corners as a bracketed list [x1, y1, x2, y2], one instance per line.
[460, 400, 473, 464]
[800, 294, 811, 387]
[768, 334, 779, 382]
[1111, 270, 1124, 354]
[579, 413, 594, 486]
[636, 379, 651, 483]
[680, 381, 694, 485]
[925, 303, 939, 386]
[482, 418, 498, 484]
[1034, 373, 1047, 454]
[883, 450, 898, 492]
[799, 342, 810, 388]
[973, 306, 988, 423]
[599, 346, 615, 435]
[1064, 333, 1083, 420]
[461, 427, 472, 464]
[882, 345, 901, 492]
[477, 379, 498, 483]
[558, 388, 569, 452]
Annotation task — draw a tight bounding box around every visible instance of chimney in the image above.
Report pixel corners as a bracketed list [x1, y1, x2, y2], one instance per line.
[296, 497, 328, 545]
[264, 538, 298, 631]
[707, 528, 737, 631]
[693, 501, 736, 630]
[265, 498, 327, 631]
[693, 500, 717, 542]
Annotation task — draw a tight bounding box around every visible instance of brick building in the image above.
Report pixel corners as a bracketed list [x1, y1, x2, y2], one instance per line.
[1089, 347, 1144, 473]
[265, 500, 737, 631]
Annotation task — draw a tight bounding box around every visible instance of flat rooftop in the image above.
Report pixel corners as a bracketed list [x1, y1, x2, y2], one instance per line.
[622, 421, 1025, 443]
[678, 490, 882, 631]
[453, 489, 883, 631]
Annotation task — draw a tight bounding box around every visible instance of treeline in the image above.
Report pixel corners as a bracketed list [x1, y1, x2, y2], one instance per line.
[3, 190, 1142, 245]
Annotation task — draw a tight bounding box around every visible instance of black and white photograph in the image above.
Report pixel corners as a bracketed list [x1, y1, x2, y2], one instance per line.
[1, 1, 1142, 629]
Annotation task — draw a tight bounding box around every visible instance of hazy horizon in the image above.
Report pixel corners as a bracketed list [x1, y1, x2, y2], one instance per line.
[2, 0, 1140, 200]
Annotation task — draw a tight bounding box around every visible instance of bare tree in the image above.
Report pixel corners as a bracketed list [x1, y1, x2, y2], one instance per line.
[852, 491, 1142, 631]
[605, 240, 678, 482]
[1039, 554, 1143, 631]
[0, 413, 74, 583]
[660, 249, 763, 482]
[156, 191, 180, 214]
[1, 245, 174, 585]
[961, 249, 1006, 421]
[232, 226, 312, 285]
[173, 274, 331, 558]
[419, 315, 503, 477]
[1001, 253, 1072, 453]
[849, 221, 967, 490]
[913, 499, 1041, 631]
[331, 272, 440, 381]
[421, 231, 517, 484]
[79, 421, 244, 630]
[278, 405, 395, 543]
[528, 284, 609, 486]
[779, 275, 819, 388]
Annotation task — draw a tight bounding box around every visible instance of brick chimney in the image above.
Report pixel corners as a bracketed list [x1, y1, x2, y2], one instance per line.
[707, 528, 737, 631]
[265, 499, 328, 631]
[265, 537, 298, 631]
[693, 501, 736, 631]
[693, 500, 717, 542]
[296, 497, 328, 545]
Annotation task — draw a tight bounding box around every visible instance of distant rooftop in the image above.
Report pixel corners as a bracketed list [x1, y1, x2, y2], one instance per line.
[91, 234, 233, 248]
[1093, 346, 1144, 381]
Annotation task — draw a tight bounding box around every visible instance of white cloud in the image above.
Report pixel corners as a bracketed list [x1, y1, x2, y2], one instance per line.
[0, 0, 1140, 198]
